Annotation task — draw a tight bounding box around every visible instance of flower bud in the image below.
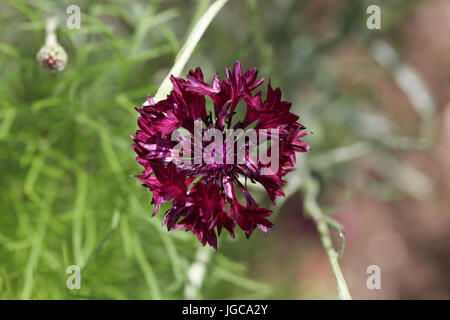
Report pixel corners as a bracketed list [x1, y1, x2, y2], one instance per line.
[36, 42, 68, 71]
[37, 17, 67, 72]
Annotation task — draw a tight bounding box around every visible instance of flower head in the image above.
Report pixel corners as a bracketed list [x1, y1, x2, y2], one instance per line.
[132, 62, 311, 249]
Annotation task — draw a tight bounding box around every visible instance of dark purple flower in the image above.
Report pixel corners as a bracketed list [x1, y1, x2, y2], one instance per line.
[131, 61, 311, 249]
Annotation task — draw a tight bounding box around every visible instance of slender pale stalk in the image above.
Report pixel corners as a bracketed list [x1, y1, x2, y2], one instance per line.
[315, 214, 351, 299]
[45, 16, 58, 46]
[149, 0, 229, 104]
[184, 247, 211, 299]
[303, 171, 352, 300]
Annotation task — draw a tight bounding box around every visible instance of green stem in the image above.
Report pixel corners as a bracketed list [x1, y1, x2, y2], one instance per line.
[316, 217, 351, 299]
[303, 172, 352, 300]
[152, 0, 229, 103]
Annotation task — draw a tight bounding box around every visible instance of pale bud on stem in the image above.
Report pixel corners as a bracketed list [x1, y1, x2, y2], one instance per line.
[36, 16, 68, 72]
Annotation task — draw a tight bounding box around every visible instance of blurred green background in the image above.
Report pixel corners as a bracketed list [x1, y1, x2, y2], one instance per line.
[1, 0, 450, 299]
